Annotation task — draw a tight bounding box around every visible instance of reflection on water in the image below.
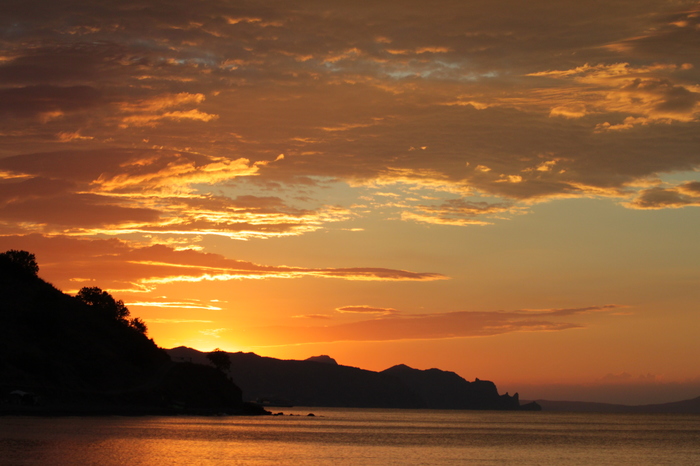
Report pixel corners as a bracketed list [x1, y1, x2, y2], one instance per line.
[1, 408, 699, 465]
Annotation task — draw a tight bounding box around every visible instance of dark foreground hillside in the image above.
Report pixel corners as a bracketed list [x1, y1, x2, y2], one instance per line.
[0, 251, 262, 415]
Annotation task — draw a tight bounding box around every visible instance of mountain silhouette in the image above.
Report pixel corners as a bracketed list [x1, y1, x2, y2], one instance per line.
[170, 346, 425, 408]
[168, 346, 540, 410]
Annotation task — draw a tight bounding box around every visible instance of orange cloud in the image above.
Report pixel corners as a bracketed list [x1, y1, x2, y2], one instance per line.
[336, 305, 398, 315]
[128, 300, 223, 311]
[0, 149, 352, 240]
[115, 93, 217, 128]
[92, 154, 258, 194]
[3, 0, 697, 218]
[528, 62, 699, 127]
[243, 305, 624, 346]
[0, 235, 448, 293]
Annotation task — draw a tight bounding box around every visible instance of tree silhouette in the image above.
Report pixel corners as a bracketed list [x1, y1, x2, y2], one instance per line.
[130, 317, 148, 335]
[0, 250, 39, 276]
[76, 286, 131, 322]
[206, 348, 231, 373]
[75, 287, 151, 335]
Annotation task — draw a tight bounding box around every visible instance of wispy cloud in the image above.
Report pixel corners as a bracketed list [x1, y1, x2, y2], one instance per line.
[147, 318, 213, 324]
[128, 301, 222, 311]
[336, 305, 399, 315]
[0, 235, 448, 293]
[245, 305, 626, 346]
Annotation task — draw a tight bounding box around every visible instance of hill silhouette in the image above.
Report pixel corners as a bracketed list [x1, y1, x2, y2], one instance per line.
[168, 347, 540, 410]
[0, 250, 260, 415]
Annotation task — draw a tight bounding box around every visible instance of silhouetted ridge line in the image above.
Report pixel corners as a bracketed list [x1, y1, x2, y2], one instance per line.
[168, 347, 541, 411]
[305, 355, 338, 365]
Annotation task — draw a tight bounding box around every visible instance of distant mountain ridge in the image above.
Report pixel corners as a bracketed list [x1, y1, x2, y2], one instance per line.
[531, 396, 700, 414]
[168, 346, 540, 411]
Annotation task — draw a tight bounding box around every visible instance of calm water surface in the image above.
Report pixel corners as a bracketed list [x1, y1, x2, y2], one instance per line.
[1, 408, 699, 465]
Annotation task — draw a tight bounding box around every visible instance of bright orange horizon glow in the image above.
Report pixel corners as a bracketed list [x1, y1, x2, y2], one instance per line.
[1, 0, 699, 405]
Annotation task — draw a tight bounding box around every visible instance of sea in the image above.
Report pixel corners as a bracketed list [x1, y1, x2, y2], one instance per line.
[1, 408, 699, 465]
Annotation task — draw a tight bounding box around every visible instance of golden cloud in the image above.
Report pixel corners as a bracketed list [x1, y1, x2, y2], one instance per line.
[0, 149, 352, 241]
[117, 93, 218, 127]
[528, 62, 699, 127]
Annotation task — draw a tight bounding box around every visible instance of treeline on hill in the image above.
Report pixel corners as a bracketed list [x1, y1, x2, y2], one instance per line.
[0, 250, 258, 415]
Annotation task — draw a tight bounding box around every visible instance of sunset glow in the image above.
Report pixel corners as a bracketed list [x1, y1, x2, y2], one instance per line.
[1, 0, 700, 404]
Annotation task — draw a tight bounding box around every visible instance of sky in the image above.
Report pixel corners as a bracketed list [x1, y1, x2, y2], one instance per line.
[1, 0, 699, 405]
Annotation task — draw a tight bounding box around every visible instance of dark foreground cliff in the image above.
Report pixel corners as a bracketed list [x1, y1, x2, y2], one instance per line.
[168, 347, 541, 411]
[0, 252, 263, 415]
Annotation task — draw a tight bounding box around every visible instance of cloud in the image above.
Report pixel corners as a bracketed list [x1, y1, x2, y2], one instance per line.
[529, 62, 700, 127]
[117, 93, 218, 127]
[244, 305, 624, 346]
[681, 181, 700, 194]
[200, 328, 227, 338]
[403, 198, 517, 226]
[0, 192, 161, 228]
[0, 149, 353, 239]
[0, 0, 698, 235]
[128, 300, 222, 311]
[626, 184, 700, 209]
[147, 318, 213, 324]
[0, 85, 105, 120]
[137, 266, 446, 285]
[336, 305, 398, 315]
[0, 235, 448, 292]
[600, 372, 632, 382]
